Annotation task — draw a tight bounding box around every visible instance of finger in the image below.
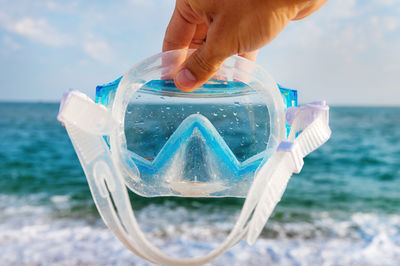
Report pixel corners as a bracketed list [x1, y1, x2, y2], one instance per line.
[162, 8, 197, 52]
[188, 23, 208, 49]
[174, 44, 226, 91]
[162, 8, 198, 78]
[238, 50, 259, 62]
[292, 0, 328, 20]
[174, 22, 233, 91]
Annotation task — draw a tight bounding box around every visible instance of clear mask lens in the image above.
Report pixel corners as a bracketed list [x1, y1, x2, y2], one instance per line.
[95, 50, 297, 197]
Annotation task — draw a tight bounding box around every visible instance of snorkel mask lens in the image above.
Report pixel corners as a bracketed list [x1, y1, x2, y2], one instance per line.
[96, 77, 297, 197]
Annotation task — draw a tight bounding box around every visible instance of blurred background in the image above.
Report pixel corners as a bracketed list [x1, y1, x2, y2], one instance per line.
[0, 0, 399, 265]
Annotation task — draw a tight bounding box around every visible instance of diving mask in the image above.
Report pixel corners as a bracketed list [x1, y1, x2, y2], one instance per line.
[58, 49, 331, 265]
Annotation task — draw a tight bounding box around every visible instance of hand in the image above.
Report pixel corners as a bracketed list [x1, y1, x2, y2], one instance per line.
[163, 0, 327, 91]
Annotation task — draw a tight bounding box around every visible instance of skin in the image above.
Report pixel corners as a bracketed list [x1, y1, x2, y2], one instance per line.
[163, 0, 328, 91]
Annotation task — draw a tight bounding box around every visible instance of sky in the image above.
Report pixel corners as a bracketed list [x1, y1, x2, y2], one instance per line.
[0, 0, 399, 105]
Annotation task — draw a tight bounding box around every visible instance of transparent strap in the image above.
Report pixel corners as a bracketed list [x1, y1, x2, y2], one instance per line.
[247, 101, 331, 244]
[58, 91, 331, 265]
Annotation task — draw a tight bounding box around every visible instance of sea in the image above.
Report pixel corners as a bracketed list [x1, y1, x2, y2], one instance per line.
[0, 102, 399, 265]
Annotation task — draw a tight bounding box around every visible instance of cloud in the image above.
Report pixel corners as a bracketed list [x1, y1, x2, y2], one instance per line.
[83, 39, 114, 63]
[0, 9, 115, 64]
[3, 36, 21, 51]
[0, 14, 71, 46]
[382, 16, 398, 31]
[324, 0, 358, 19]
[257, 0, 400, 105]
[129, 0, 155, 7]
[372, 0, 398, 6]
[0, 0, 398, 104]
[277, 0, 400, 52]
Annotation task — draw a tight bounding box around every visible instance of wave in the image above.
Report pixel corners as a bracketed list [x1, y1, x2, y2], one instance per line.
[0, 195, 399, 265]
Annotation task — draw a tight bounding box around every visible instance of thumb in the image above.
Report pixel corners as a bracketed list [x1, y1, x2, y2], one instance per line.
[174, 42, 228, 92]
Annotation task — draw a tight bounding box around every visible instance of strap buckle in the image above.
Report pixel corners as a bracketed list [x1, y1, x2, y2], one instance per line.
[57, 89, 115, 135]
[277, 141, 304, 174]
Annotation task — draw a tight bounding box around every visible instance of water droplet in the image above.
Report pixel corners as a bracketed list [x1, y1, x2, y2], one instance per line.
[212, 113, 218, 117]
[166, 106, 171, 110]
[222, 114, 227, 118]
[219, 108, 224, 111]
[233, 112, 237, 116]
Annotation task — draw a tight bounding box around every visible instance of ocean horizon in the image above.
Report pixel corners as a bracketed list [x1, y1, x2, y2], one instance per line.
[2, 100, 400, 107]
[0, 102, 399, 265]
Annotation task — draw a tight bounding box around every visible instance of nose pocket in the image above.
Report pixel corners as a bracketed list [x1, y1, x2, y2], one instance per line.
[126, 114, 272, 197]
[182, 127, 210, 183]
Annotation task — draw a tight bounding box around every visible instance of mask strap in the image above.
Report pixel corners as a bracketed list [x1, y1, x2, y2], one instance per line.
[246, 101, 331, 244]
[58, 91, 157, 263]
[59, 91, 330, 265]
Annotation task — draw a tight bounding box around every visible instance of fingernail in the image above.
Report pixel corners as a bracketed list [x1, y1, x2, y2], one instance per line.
[176, 68, 197, 89]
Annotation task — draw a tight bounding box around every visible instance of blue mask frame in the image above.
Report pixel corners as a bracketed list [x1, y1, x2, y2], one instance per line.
[95, 78, 297, 136]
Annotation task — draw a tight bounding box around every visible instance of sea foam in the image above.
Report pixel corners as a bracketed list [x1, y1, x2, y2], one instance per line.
[0, 197, 399, 266]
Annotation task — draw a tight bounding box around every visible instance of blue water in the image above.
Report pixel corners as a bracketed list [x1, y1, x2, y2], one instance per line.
[0, 103, 399, 265]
